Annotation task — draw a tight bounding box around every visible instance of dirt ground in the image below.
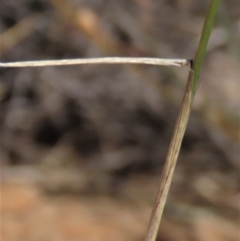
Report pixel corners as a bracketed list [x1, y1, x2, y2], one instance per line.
[0, 0, 239, 240]
[1, 166, 240, 241]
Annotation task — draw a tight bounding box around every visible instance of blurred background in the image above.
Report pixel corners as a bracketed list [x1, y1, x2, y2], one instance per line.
[0, 0, 239, 240]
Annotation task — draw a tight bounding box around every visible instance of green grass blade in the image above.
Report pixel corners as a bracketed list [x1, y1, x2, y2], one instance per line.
[192, 0, 220, 98]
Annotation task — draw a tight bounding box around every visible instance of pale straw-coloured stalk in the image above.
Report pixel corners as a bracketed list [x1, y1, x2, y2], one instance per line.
[0, 57, 189, 68]
[144, 1, 220, 240]
[144, 70, 194, 241]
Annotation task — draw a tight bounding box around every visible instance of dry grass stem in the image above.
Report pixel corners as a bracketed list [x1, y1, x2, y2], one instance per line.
[144, 70, 194, 241]
[0, 57, 189, 68]
[0, 15, 39, 54]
